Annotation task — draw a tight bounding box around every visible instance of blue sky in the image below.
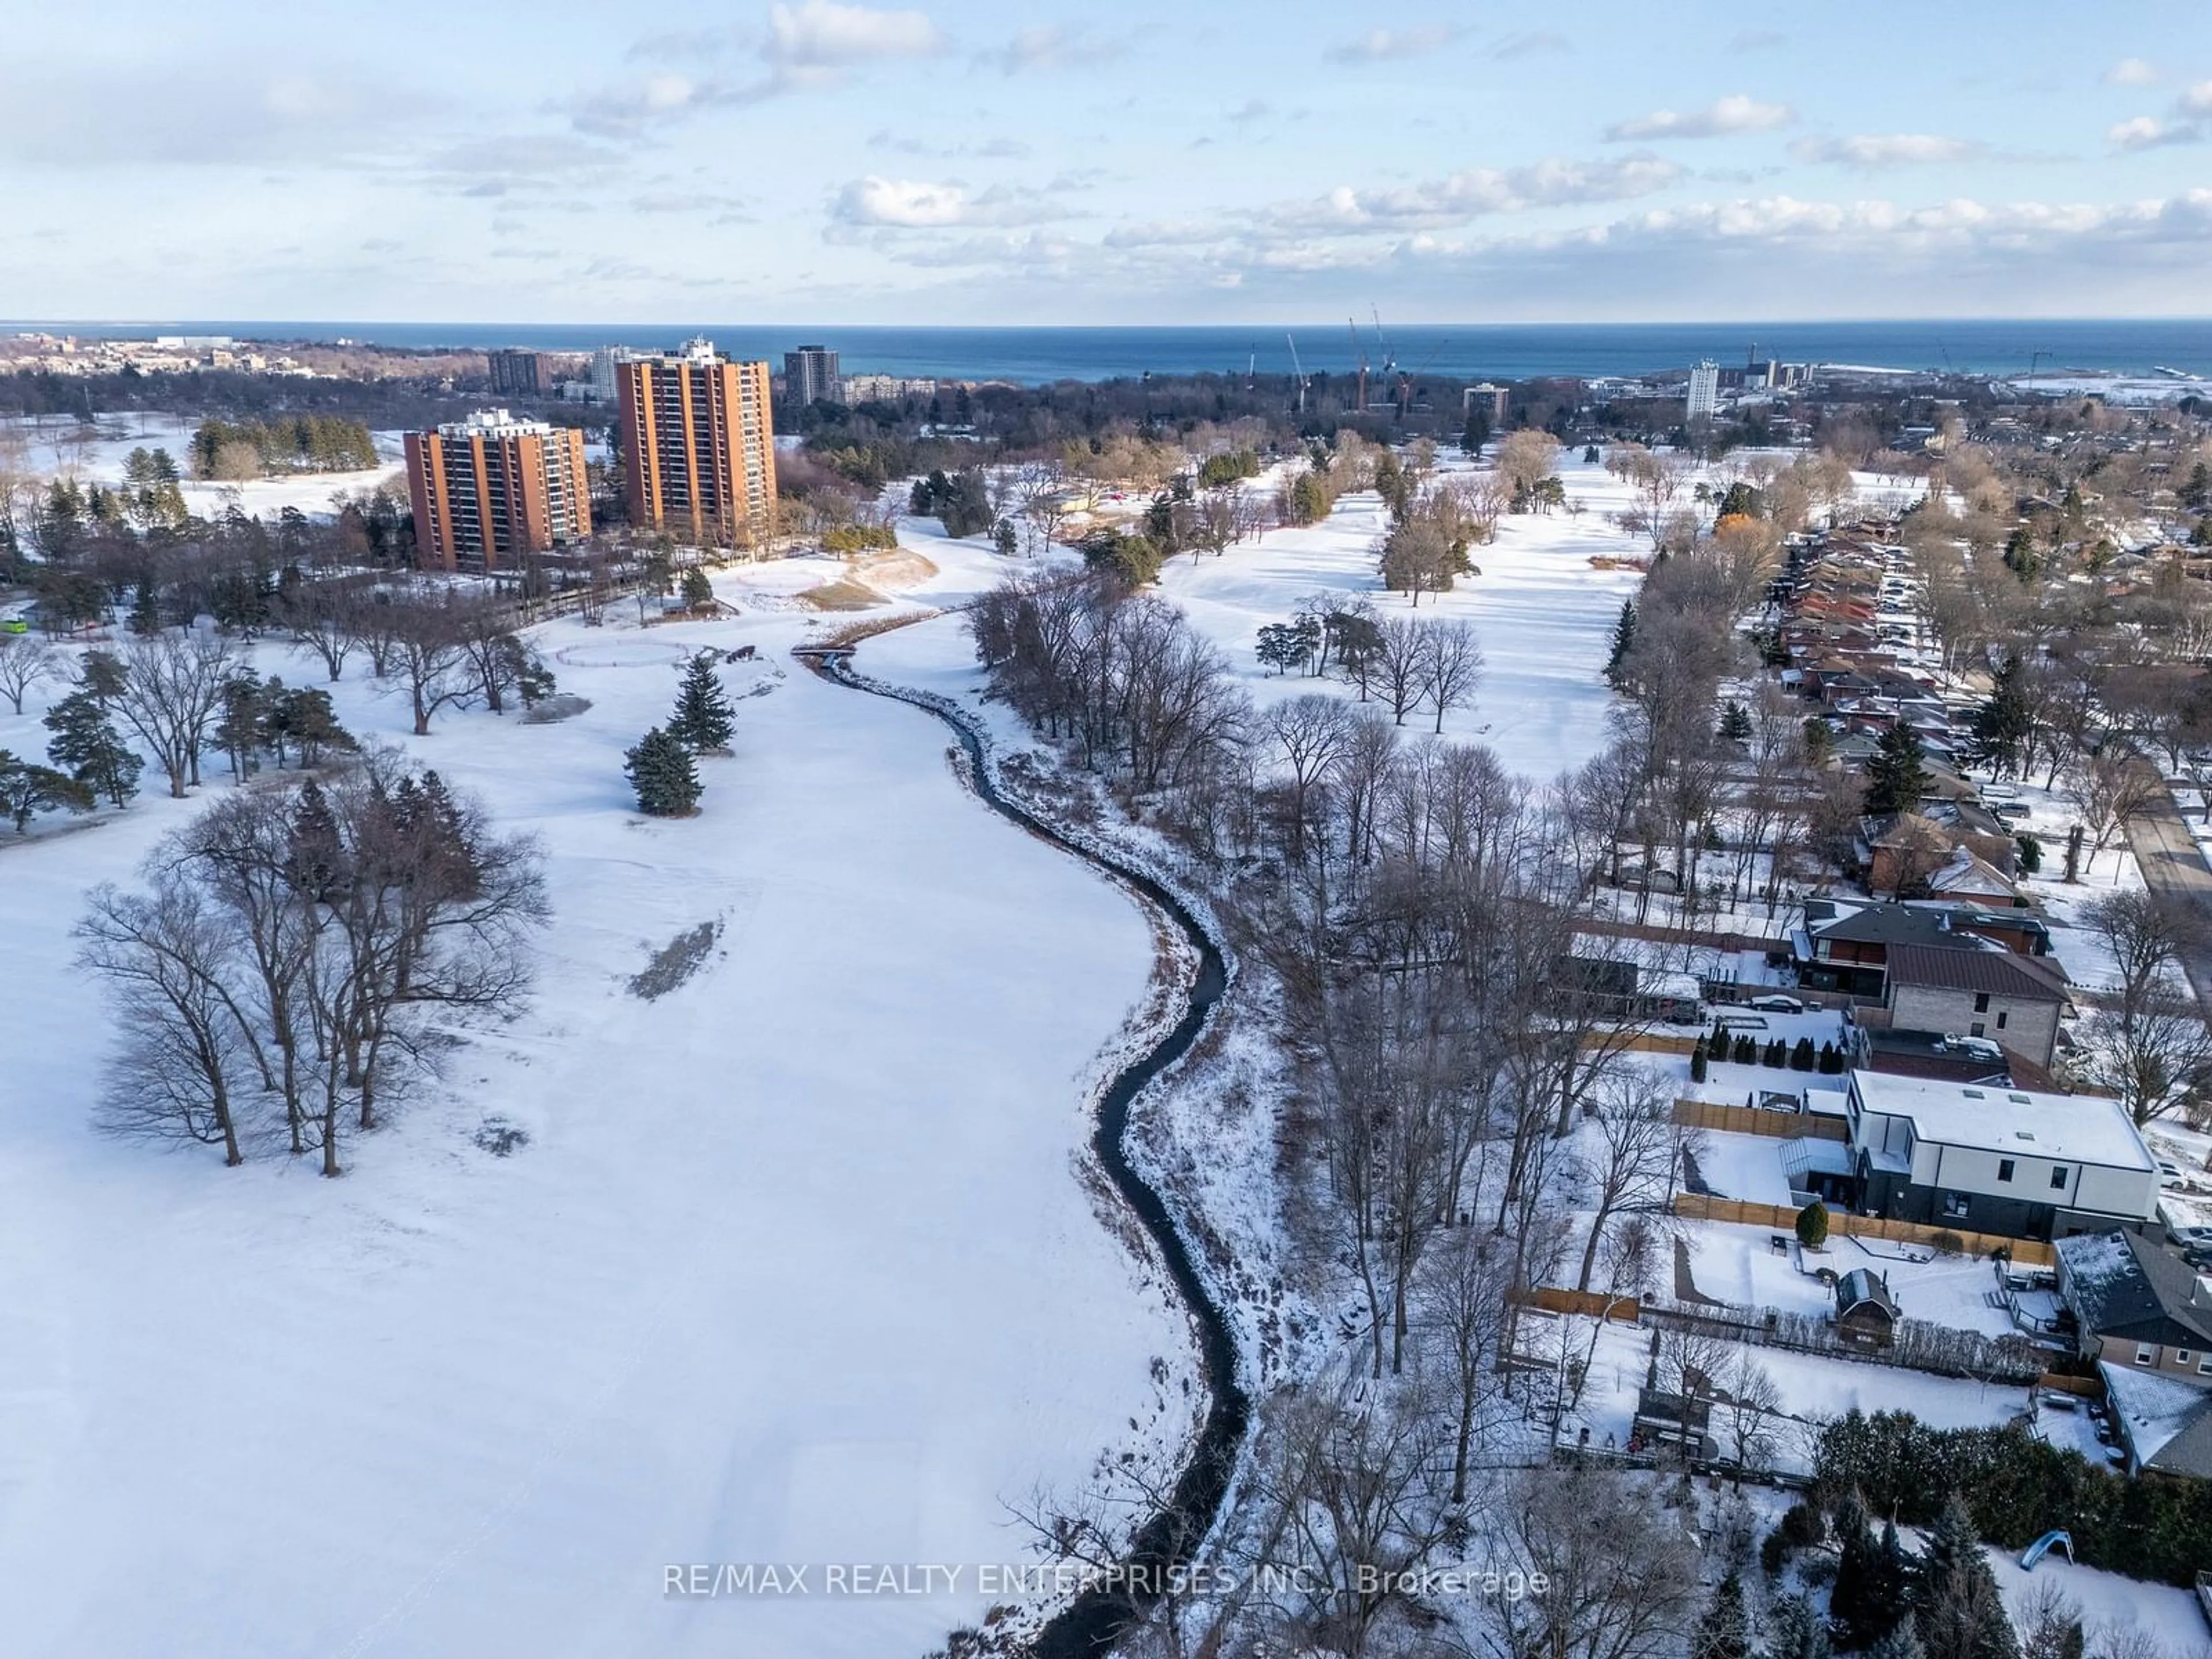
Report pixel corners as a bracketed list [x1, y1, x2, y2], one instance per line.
[2, 0, 2207, 323]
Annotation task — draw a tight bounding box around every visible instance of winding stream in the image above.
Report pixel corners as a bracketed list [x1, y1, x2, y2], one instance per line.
[806, 645, 1249, 1659]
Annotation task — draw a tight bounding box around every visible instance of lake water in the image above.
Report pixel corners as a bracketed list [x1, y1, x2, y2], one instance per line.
[8, 319, 2210, 384]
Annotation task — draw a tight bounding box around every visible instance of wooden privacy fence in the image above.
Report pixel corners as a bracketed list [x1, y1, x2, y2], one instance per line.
[2037, 1372, 2103, 1399]
[1514, 1286, 1643, 1323]
[1671, 1192, 2057, 1267]
[1586, 1031, 1701, 1056]
[1673, 1099, 1849, 1141]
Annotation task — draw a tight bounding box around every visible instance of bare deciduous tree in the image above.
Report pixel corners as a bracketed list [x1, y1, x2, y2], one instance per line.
[0, 632, 61, 714]
[108, 631, 238, 797]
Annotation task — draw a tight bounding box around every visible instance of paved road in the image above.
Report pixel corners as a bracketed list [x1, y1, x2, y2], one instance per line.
[2123, 782, 2212, 1007]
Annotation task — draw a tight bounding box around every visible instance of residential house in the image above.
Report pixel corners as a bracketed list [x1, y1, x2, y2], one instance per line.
[1844, 1071, 2160, 1241]
[1883, 943, 2068, 1068]
[2100, 1365, 2212, 1478]
[2056, 1226, 2212, 1382]
[1793, 901, 1983, 1001]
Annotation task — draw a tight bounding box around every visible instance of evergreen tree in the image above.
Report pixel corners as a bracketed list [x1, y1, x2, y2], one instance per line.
[502, 638, 556, 709]
[1604, 597, 1639, 688]
[1719, 700, 1754, 743]
[0, 749, 93, 832]
[680, 567, 714, 608]
[214, 672, 266, 779]
[1764, 1594, 1832, 1659]
[624, 726, 703, 816]
[1869, 1619, 1927, 1659]
[1694, 1573, 1751, 1659]
[1831, 1492, 1909, 1649]
[668, 654, 736, 752]
[278, 687, 354, 769]
[1968, 656, 2035, 778]
[41, 690, 142, 808]
[1916, 1495, 2018, 1659]
[77, 649, 127, 706]
[128, 579, 162, 636]
[1864, 724, 1931, 816]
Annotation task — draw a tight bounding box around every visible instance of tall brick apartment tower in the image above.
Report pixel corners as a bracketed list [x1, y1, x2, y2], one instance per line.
[404, 409, 590, 573]
[614, 339, 777, 549]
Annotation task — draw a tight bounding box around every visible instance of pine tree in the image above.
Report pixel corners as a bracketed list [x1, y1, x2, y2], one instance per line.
[1719, 700, 1754, 743]
[1831, 1492, 1908, 1649]
[668, 654, 736, 753]
[1968, 655, 2035, 778]
[1916, 1495, 2018, 1659]
[1694, 1573, 1751, 1659]
[1870, 1619, 1927, 1659]
[1604, 597, 1639, 687]
[680, 567, 714, 608]
[42, 690, 142, 808]
[278, 687, 354, 769]
[1765, 1594, 1832, 1659]
[0, 749, 93, 832]
[1865, 724, 1931, 816]
[625, 726, 703, 816]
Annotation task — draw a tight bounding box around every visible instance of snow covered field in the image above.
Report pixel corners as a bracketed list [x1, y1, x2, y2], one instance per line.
[0, 586, 1197, 1656]
[2, 409, 405, 518]
[1144, 452, 1654, 788]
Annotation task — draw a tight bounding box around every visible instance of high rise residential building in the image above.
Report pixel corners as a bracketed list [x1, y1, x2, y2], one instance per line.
[404, 409, 591, 573]
[590, 346, 622, 402]
[1687, 359, 1721, 421]
[615, 339, 777, 547]
[487, 348, 552, 397]
[783, 344, 840, 408]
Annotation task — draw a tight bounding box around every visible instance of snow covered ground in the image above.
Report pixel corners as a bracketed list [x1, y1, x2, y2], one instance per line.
[3, 409, 406, 520]
[1142, 452, 1654, 789]
[0, 580, 1199, 1656]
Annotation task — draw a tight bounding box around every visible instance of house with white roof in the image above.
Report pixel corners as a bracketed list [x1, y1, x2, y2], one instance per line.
[1844, 1071, 2160, 1242]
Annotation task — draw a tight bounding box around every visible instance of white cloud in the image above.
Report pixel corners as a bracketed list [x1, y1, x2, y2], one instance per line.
[1490, 31, 1569, 60]
[2103, 58, 2159, 86]
[1605, 94, 1794, 141]
[765, 1, 940, 74]
[1264, 154, 1682, 232]
[2110, 116, 2202, 150]
[1791, 133, 1982, 168]
[982, 25, 1125, 74]
[831, 176, 1054, 228]
[2181, 80, 2212, 117]
[1324, 25, 1463, 64]
[1729, 29, 1787, 52]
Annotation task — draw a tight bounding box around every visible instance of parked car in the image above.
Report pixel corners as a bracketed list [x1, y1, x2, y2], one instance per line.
[1990, 801, 2032, 824]
[1748, 994, 1805, 1014]
[2160, 1160, 2184, 1181]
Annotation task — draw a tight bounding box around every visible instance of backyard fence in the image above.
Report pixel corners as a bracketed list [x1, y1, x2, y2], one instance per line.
[1671, 1192, 2057, 1268]
[1514, 1286, 1643, 1323]
[1638, 1293, 2052, 1386]
[1673, 1099, 1849, 1142]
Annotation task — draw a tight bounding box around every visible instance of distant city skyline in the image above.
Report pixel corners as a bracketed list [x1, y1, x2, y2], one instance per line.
[3, 0, 2209, 323]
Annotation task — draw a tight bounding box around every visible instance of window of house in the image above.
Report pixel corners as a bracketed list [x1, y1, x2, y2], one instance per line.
[1998, 1159, 2015, 1183]
[1974, 993, 1991, 1013]
[2181, 1350, 2195, 1367]
[1943, 1193, 1971, 1219]
[1997, 1012, 2009, 1029]
[1971, 1022, 1987, 1037]
[2200, 1355, 2212, 1375]
[2051, 1166, 2069, 1189]
[2137, 1345, 2156, 1365]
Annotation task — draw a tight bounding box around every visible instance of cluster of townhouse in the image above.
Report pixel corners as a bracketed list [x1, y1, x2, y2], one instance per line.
[1, 331, 316, 377]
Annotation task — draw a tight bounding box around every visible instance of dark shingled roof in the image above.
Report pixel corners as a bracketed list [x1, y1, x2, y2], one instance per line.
[1808, 904, 1979, 950]
[2058, 1228, 2212, 1350]
[1885, 942, 2070, 1002]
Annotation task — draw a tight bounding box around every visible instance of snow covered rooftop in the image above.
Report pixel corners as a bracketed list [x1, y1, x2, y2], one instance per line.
[1849, 1073, 2156, 1173]
[2099, 1360, 2212, 1477]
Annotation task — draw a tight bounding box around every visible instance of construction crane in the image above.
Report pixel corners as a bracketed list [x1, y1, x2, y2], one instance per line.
[1347, 317, 1368, 412]
[1286, 332, 1310, 416]
[1372, 306, 1410, 416]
